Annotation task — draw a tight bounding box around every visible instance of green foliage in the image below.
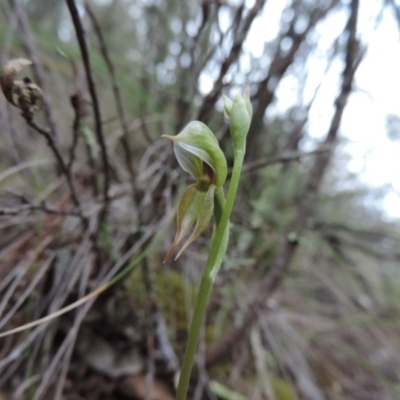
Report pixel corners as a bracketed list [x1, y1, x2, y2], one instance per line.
[126, 268, 196, 350]
[272, 378, 297, 400]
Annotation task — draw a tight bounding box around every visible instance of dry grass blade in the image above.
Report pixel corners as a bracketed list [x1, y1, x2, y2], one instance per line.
[0, 255, 54, 330]
[0, 288, 104, 339]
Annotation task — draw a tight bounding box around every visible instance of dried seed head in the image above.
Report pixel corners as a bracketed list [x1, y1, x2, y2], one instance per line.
[0, 59, 43, 120]
[1, 58, 33, 106]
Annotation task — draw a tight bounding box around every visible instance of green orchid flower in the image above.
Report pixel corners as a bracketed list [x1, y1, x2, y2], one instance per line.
[165, 89, 253, 400]
[162, 121, 227, 262]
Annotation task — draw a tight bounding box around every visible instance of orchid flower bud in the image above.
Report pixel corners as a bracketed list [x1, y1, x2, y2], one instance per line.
[162, 121, 227, 262]
[227, 87, 253, 153]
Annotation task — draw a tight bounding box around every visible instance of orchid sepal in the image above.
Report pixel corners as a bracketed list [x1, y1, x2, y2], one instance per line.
[162, 121, 227, 188]
[163, 183, 216, 263]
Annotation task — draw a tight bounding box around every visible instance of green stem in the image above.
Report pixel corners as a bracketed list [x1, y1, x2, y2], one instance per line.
[175, 149, 246, 400]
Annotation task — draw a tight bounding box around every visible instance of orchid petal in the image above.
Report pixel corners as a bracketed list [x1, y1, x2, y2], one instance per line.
[163, 184, 198, 263]
[173, 141, 204, 181]
[174, 184, 216, 260]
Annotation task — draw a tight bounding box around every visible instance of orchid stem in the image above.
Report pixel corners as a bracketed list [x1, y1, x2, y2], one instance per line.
[175, 148, 246, 400]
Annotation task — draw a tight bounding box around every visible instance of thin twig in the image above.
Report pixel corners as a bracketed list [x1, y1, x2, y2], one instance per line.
[175, 1, 222, 125]
[0, 159, 53, 183]
[247, 0, 339, 158]
[240, 145, 332, 174]
[68, 91, 100, 195]
[197, 0, 267, 122]
[68, 57, 100, 195]
[66, 0, 111, 223]
[26, 119, 82, 212]
[67, 94, 83, 170]
[0, 255, 55, 330]
[0, 203, 80, 217]
[85, 2, 135, 180]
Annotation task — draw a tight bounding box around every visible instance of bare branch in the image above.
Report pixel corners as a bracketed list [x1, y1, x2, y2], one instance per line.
[85, 2, 135, 180]
[248, 0, 340, 157]
[197, 0, 267, 122]
[66, 0, 111, 222]
[241, 145, 332, 174]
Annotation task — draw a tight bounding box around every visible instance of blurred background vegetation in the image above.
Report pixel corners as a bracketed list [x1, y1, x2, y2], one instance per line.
[0, 0, 400, 399]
